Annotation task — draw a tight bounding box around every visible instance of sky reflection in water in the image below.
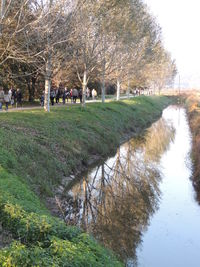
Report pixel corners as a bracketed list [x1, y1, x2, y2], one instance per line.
[137, 107, 200, 267]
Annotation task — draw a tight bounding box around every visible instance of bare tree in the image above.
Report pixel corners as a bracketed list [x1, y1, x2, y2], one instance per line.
[67, 0, 102, 106]
[0, 0, 176, 106]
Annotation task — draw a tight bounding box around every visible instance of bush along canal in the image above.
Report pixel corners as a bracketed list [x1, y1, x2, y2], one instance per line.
[0, 96, 175, 266]
[56, 105, 200, 267]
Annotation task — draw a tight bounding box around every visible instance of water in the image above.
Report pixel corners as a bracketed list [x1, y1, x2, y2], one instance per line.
[137, 107, 200, 267]
[58, 106, 200, 266]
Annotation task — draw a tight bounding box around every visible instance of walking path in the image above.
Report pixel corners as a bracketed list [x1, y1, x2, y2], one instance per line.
[0, 95, 137, 113]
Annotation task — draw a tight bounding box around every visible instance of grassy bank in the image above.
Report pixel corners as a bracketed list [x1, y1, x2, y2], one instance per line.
[185, 93, 200, 204]
[0, 96, 174, 266]
[0, 96, 174, 196]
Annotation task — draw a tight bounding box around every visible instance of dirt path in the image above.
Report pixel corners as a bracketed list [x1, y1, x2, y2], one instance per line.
[0, 95, 136, 113]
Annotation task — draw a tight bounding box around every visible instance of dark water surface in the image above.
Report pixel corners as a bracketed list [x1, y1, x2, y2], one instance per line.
[59, 106, 200, 266]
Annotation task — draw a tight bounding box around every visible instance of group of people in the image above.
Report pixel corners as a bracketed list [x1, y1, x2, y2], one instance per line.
[0, 87, 22, 111]
[87, 88, 97, 100]
[40, 87, 98, 106]
[0, 85, 98, 110]
[132, 87, 153, 96]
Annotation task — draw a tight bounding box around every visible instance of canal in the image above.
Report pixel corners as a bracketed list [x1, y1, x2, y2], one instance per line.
[58, 106, 200, 266]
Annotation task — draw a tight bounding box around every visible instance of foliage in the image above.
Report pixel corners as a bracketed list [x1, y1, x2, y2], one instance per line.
[0, 166, 122, 266]
[0, 238, 122, 266]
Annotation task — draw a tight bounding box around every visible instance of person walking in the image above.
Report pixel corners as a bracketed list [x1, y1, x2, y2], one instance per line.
[40, 91, 44, 107]
[70, 88, 73, 103]
[50, 90, 55, 106]
[72, 88, 78, 103]
[65, 88, 70, 103]
[55, 88, 61, 104]
[4, 90, 11, 111]
[92, 89, 97, 100]
[9, 88, 14, 107]
[62, 88, 66, 104]
[79, 89, 82, 103]
[86, 87, 90, 99]
[0, 87, 4, 111]
[16, 89, 22, 108]
[8, 88, 12, 99]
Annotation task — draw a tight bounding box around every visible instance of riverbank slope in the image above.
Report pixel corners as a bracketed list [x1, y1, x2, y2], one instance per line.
[0, 96, 174, 266]
[185, 93, 200, 204]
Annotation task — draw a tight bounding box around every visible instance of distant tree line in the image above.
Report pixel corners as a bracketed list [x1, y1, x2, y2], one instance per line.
[0, 0, 177, 110]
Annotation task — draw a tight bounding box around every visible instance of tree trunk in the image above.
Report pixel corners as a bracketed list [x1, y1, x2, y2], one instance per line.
[31, 76, 37, 101]
[44, 57, 51, 112]
[27, 76, 36, 102]
[100, 164, 106, 216]
[0, 0, 5, 33]
[116, 78, 120, 101]
[101, 41, 106, 103]
[153, 82, 156, 95]
[44, 0, 53, 112]
[25, 76, 31, 102]
[127, 78, 130, 99]
[82, 70, 87, 107]
[101, 69, 105, 103]
[27, 80, 32, 102]
[0, 0, 5, 19]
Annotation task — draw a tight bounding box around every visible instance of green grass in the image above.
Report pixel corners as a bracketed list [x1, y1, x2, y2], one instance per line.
[0, 96, 174, 196]
[0, 95, 174, 266]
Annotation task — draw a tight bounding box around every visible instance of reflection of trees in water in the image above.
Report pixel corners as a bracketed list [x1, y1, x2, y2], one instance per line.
[59, 118, 175, 263]
[144, 119, 175, 163]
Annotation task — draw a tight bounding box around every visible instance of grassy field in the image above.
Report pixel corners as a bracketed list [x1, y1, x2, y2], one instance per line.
[0, 95, 174, 266]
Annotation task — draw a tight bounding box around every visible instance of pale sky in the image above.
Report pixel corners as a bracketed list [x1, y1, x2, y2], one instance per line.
[144, 0, 200, 88]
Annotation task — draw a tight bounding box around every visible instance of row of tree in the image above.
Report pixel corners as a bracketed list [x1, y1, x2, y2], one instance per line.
[0, 0, 177, 111]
